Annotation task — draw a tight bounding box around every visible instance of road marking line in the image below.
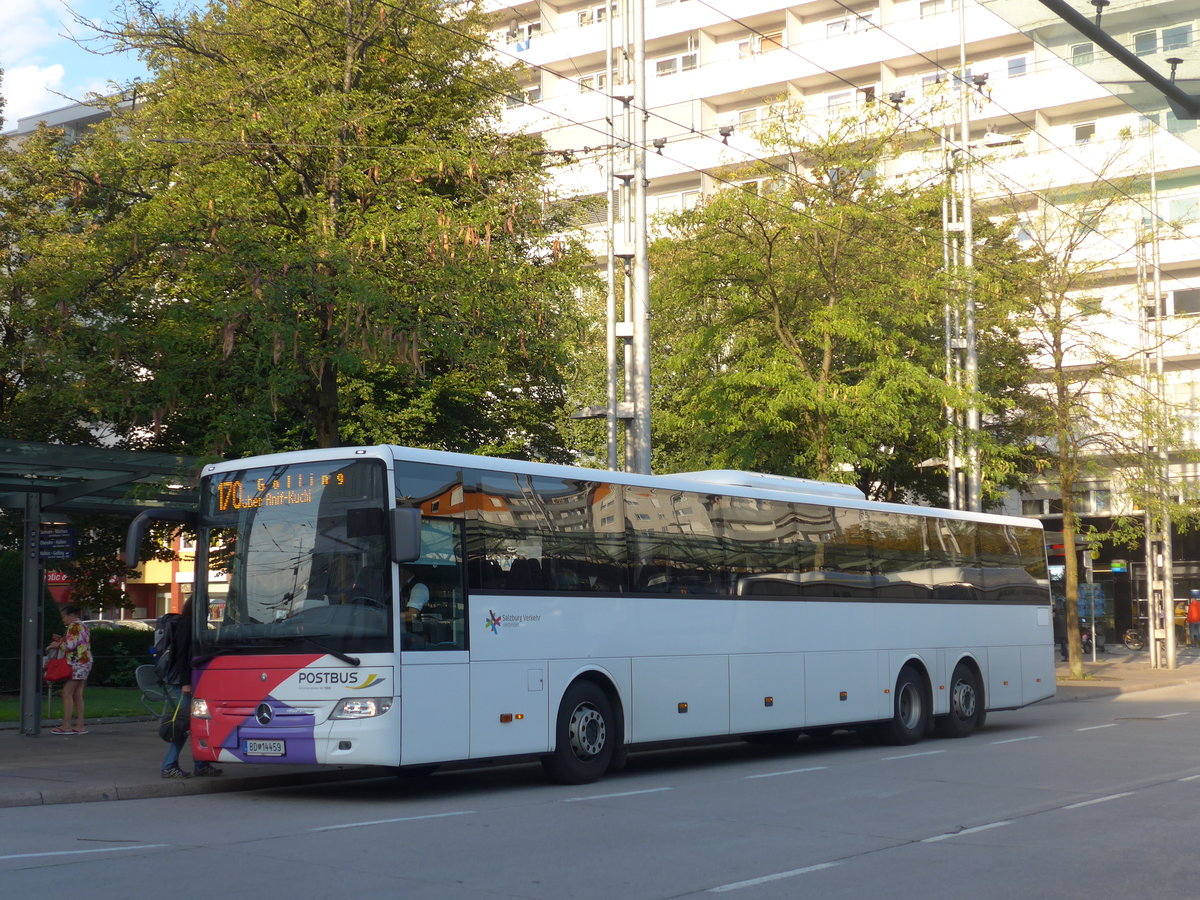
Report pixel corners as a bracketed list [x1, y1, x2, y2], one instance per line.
[708, 861, 840, 892]
[1076, 724, 1116, 731]
[1062, 792, 1133, 810]
[989, 736, 1039, 745]
[922, 821, 1012, 843]
[0, 844, 169, 861]
[1179, 774, 1200, 782]
[563, 787, 673, 802]
[882, 749, 946, 761]
[745, 766, 828, 780]
[310, 810, 475, 832]
[1156, 712, 1190, 719]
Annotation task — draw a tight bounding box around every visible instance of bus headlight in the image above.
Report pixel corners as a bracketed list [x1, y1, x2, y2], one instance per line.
[191, 697, 211, 719]
[330, 697, 393, 719]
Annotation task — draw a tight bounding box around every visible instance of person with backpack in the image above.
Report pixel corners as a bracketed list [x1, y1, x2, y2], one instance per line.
[159, 599, 222, 779]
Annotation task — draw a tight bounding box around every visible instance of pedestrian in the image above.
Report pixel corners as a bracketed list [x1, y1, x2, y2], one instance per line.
[1053, 608, 1068, 662]
[50, 605, 92, 734]
[1187, 593, 1200, 647]
[160, 599, 222, 779]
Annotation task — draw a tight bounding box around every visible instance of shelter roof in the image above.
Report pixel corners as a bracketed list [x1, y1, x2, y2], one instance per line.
[0, 440, 199, 516]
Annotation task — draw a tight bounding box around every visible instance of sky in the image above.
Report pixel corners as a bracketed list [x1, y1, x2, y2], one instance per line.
[0, 0, 150, 130]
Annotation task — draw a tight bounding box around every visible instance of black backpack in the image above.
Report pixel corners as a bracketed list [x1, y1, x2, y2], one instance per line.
[152, 613, 183, 684]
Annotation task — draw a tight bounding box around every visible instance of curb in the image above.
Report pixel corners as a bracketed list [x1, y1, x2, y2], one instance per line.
[0, 715, 156, 732]
[0, 765, 392, 809]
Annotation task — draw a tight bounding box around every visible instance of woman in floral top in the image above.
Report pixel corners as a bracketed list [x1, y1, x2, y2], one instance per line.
[50, 605, 92, 734]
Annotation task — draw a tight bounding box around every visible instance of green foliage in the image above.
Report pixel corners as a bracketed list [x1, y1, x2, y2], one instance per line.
[645, 107, 1038, 502]
[42, 515, 141, 614]
[0, 551, 59, 692]
[3, 0, 592, 460]
[87, 628, 154, 687]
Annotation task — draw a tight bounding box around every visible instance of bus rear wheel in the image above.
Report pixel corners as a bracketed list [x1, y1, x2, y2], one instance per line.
[878, 665, 930, 746]
[935, 662, 985, 739]
[542, 680, 616, 785]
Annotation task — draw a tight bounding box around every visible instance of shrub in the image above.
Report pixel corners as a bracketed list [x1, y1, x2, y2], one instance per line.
[87, 628, 154, 687]
[0, 551, 59, 693]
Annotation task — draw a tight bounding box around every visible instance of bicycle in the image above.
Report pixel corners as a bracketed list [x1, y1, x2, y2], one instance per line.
[1122, 627, 1146, 651]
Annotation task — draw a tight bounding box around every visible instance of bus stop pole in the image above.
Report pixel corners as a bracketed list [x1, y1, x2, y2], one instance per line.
[19, 492, 44, 735]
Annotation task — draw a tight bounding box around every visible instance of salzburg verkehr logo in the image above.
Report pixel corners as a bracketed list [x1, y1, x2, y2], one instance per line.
[485, 610, 503, 634]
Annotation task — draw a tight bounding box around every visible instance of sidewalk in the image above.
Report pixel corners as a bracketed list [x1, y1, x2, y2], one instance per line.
[0, 718, 388, 809]
[1050, 643, 1200, 701]
[3, 646, 1200, 809]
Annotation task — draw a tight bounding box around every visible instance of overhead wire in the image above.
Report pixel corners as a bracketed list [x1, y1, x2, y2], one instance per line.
[820, 0, 1200, 268]
[688, 0, 1155, 267]
[218, 0, 982, 285]
[134, 0, 1161, 298]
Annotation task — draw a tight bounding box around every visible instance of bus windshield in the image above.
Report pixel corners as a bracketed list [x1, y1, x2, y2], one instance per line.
[198, 458, 392, 655]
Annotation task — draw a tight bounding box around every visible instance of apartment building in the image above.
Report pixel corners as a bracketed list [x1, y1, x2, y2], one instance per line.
[486, 0, 1200, 635]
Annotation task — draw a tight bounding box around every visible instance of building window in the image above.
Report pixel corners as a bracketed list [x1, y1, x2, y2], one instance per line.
[505, 85, 541, 108]
[1074, 122, 1095, 144]
[1071, 42, 1094, 66]
[1169, 196, 1200, 225]
[738, 30, 783, 57]
[920, 0, 958, 18]
[579, 72, 608, 93]
[737, 107, 763, 128]
[921, 73, 943, 95]
[652, 189, 701, 214]
[654, 51, 697, 77]
[1021, 499, 1045, 516]
[1163, 24, 1193, 52]
[1175, 288, 1200, 316]
[1168, 111, 1198, 134]
[1007, 55, 1027, 78]
[578, 3, 619, 27]
[827, 90, 852, 113]
[1134, 30, 1158, 56]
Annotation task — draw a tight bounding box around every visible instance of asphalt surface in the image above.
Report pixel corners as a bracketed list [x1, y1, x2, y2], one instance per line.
[3, 645, 1199, 809]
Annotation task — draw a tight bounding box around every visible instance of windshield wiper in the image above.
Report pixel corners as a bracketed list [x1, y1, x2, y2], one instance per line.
[296, 636, 360, 667]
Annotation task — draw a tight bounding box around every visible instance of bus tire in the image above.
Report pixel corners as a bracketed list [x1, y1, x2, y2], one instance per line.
[542, 680, 616, 785]
[935, 662, 984, 739]
[878, 665, 930, 746]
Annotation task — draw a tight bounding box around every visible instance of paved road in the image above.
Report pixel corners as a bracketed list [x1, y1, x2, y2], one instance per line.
[3, 681, 1199, 899]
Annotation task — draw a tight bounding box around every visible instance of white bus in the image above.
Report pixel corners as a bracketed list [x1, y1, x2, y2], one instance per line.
[128, 445, 1054, 784]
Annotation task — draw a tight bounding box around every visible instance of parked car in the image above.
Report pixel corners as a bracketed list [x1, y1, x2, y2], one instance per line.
[82, 618, 154, 632]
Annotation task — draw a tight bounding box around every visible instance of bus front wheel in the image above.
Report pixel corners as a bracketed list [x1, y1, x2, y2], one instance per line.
[542, 680, 616, 785]
[878, 665, 930, 746]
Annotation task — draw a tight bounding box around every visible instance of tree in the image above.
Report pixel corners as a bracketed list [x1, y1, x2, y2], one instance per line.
[44, 0, 590, 457]
[646, 105, 1037, 502]
[0, 90, 111, 445]
[991, 139, 1199, 677]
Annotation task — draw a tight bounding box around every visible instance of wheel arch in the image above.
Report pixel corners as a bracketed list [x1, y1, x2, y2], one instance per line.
[549, 666, 626, 755]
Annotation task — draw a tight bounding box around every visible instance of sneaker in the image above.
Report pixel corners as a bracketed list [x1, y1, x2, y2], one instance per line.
[194, 764, 223, 777]
[161, 766, 191, 779]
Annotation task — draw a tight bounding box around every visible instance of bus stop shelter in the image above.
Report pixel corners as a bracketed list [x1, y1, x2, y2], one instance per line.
[0, 440, 199, 736]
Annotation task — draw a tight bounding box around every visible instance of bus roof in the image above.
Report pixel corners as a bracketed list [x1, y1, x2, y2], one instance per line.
[200, 444, 1042, 531]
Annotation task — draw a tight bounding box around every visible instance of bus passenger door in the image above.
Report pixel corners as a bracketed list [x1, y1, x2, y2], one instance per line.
[399, 518, 469, 765]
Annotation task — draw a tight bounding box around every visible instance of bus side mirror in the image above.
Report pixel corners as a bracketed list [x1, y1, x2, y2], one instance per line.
[124, 509, 197, 565]
[391, 507, 421, 563]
